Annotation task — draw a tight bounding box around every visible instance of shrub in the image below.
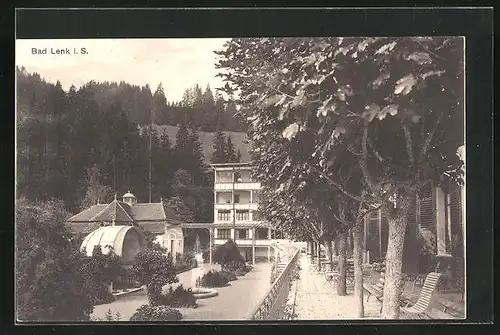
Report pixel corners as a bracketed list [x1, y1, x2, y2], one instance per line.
[213, 239, 245, 270]
[80, 246, 123, 305]
[174, 251, 198, 273]
[175, 252, 182, 264]
[16, 198, 94, 321]
[91, 309, 122, 321]
[158, 285, 197, 308]
[130, 248, 178, 305]
[130, 304, 182, 321]
[220, 271, 237, 281]
[200, 270, 229, 287]
[202, 248, 214, 263]
[114, 267, 141, 290]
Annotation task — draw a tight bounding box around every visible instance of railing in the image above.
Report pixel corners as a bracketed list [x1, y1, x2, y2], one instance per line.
[246, 247, 300, 320]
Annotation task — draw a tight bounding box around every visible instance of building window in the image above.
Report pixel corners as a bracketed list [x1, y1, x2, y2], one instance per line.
[216, 171, 233, 183]
[234, 194, 240, 204]
[217, 229, 231, 239]
[236, 229, 248, 239]
[234, 170, 252, 182]
[216, 192, 232, 204]
[256, 228, 269, 239]
[236, 210, 249, 221]
[217, 210, 230, 221]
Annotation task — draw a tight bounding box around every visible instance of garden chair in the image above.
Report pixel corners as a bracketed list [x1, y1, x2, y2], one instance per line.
[363, 271, 385, 312]
[401, 272, 442, 317]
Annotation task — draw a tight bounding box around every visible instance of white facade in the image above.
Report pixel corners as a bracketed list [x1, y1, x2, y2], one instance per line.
[161, 225, 184, 258]
[211, 163, 275, 263]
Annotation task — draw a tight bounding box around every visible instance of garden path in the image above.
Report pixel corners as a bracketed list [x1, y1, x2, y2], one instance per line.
[293, 254, 381, 320]
[91, 262, 272, 321]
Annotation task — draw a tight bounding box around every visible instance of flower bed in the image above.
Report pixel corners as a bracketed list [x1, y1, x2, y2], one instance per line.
[158, 285, 198, 308]
[200, 270, 230, 287]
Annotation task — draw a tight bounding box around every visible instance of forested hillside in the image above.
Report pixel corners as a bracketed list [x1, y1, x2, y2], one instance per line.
[16, 67, 249, 219]
[146, 124, 250, 162]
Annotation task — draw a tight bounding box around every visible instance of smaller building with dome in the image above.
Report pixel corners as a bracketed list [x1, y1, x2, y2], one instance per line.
[80, 225, 146, 265]
[67, 191, 185, 260]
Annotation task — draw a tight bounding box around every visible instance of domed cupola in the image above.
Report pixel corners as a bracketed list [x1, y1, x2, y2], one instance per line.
[122, 191, 137, 206]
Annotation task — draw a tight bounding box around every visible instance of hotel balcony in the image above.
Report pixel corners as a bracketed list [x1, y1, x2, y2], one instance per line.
[213, 238, 272, 247]
[214, 182, 261, 191]
[214, 203, 258, 211]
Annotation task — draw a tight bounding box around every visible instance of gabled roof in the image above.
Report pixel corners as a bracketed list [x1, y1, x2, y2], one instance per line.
[67, 199, 183, 235]
[129, 203, 164, 221]
[91, 200, 134, 223]
[68, 222, 103, 235]
[67, 204, 108, 222]
[130, 203, 183, 225]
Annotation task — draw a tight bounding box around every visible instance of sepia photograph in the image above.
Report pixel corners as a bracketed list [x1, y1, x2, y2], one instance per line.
[15, 35, 466, 322]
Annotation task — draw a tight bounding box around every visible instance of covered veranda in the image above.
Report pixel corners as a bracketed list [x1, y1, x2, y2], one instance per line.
[181, 222, 278, 265]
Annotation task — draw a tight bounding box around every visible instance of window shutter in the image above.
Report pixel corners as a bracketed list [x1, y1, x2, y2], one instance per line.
[418, 184, 436, 233]
[449, 182, 464, 257]
[449, 183, 462, 230]
[367, 210, 380, 260]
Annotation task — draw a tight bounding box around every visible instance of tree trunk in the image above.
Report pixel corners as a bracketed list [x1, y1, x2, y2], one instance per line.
[326, 239, 334, 271]
[352, 222, 365, 318]
[337, 231, 347, 296]
[309, 240, 315, 262]
[316, 241, 322, 272]
[381, 198, 411, 319]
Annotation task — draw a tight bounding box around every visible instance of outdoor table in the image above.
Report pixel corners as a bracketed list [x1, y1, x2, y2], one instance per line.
[324, 272, 339, 284]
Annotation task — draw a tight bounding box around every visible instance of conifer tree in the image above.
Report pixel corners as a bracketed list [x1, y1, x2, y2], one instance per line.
[226, 135, 238, 163]
[211, 129, 227, 163]
[153, 83, 169, 124]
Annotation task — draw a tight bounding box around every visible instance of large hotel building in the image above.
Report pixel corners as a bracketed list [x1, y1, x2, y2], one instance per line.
[209, 162, 283, 263]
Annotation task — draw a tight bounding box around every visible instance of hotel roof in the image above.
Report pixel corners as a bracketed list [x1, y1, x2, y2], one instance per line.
[209, 162, 252, 168]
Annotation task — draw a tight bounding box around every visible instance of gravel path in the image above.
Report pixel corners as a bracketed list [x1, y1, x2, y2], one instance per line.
[294, 255, 381, 320]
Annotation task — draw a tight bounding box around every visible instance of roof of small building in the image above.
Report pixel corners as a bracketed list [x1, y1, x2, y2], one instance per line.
[92, 200, 135, 223]
[68, 222, 103, 235]
[67, 198, 183, 235]
[130, 203, 169, 222]
[66, 204, 108, 222]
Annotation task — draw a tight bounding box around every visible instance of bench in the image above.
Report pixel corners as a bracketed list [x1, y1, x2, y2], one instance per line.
[363, 272, 385, 312]
[401, 272, 442, 318]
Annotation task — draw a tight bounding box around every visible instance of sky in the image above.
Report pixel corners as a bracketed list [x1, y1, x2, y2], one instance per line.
[16, 38, 229, 102]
